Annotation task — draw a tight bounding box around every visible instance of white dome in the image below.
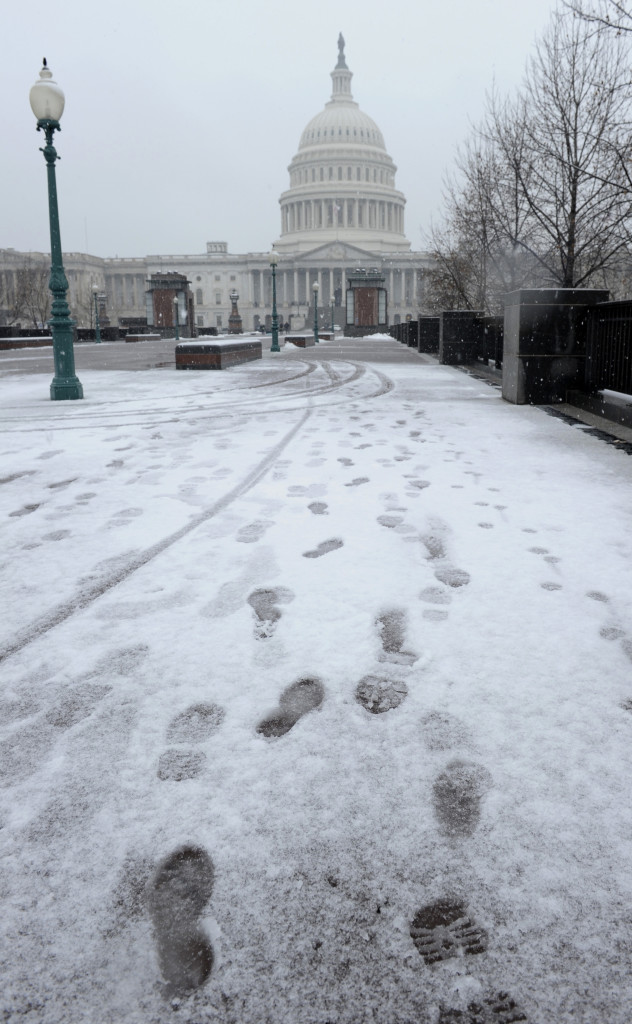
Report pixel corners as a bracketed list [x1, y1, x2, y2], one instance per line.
[299, 107, 385, 151]
[274, 36, 410, 255]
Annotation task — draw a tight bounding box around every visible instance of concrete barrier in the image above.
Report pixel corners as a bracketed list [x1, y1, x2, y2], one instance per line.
[175, 339, 262, 369]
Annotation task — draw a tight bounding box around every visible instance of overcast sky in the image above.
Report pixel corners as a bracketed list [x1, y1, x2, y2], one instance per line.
[4, 0, 560, 259]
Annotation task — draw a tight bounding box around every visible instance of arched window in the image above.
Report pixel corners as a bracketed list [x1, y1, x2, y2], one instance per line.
[347, 167, 352, 180]
[196, 289, 203, 305]
[338, 166, 342, 180]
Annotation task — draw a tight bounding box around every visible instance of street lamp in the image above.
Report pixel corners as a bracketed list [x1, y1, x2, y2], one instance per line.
[29, 60, 83, 400]
[173, 295, 180, 341]
[312, 281, 319, 344]
[330, 298, 335, 332]
[269, 252, 280, 352]
[92, 285, 101, 344]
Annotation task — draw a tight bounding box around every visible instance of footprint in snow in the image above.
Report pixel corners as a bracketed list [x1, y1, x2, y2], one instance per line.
[410, 899, 488, 965]
[157, 703, 225, 782]
[439, 991, 528, 1023]
[421, 530, 447, 561]
[47, 478, 78, 490]
[421, 710, 471, 751]
[247, 587, 295, 639]
[432, 759, 492, 838]
[377, 514, 404, 529]
[434, 567, 471, 589]
[9, 504, 40, 517]
[37, 450, 64, 460]
[376, 608, 418, 665]
[148, 845, 215, 994]
[236, 520, 273, 544]
[303, 539, 343, 559]
[355, 675, 408, 715]
[257, 677, 325, 737]
[308, 502, 328, 515]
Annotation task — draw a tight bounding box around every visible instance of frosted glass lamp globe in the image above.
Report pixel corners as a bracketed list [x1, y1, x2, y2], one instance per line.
[29, 61, 65, 122]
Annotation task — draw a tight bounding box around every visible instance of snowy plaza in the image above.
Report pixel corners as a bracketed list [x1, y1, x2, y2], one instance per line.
[1, 335, 632, 1023]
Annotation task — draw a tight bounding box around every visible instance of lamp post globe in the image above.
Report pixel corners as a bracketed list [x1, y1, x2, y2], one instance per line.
[30, 60, 83, 400]
[173, 296, 180, 341]
[92, 285, 102, 344]
[312, 281, 319, 344]
[269, 252, 280, 353]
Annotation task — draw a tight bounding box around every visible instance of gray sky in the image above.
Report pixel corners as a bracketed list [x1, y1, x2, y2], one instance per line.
[5, 0, 559, 259]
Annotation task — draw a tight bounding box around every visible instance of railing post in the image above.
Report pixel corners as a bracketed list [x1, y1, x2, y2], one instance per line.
[502, 289, 609, 405]
[439, 310, 483, 365]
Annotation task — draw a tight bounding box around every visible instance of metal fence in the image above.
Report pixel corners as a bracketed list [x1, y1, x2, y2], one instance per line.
[388, 296, 632, 398]
[586, 300, 632, 395]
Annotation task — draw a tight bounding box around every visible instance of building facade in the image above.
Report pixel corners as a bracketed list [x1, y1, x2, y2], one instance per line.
[0, 38, 432, 334]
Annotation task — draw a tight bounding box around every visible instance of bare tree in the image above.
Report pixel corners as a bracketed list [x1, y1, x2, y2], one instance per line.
[564, 0, 632, 32]
[16, 260, 51, 328]
[515, 11, 632, 286]
[425, 105, 548, 313]
[0, 270, 26, 326]
[429, 8, 632, 311]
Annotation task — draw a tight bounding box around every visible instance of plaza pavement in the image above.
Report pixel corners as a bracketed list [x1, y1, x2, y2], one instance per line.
[1, 334, 632, 1024]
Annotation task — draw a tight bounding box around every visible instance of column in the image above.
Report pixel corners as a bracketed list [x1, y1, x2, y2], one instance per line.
[294, 270, 299, 304]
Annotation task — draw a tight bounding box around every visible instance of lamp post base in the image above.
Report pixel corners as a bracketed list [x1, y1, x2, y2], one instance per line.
[50, 375, 84, 400]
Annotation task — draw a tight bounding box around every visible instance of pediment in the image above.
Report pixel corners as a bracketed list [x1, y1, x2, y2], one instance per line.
[292, 241, 378, 262]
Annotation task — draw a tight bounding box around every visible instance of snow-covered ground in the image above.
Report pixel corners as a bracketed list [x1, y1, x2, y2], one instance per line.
[2, 338, 632, 1024]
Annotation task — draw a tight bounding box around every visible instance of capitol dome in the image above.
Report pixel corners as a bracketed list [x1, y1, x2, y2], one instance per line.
[273, 36, 410, 254]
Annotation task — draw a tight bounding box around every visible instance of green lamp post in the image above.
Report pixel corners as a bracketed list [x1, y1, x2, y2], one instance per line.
[92, 285, 102, 344]
[269, 252, 280, 352]
[173, 296, 180, 341]
[330, 298, 335, 332]
[29, 60, 83, 400]
[312, 281, 319, 344]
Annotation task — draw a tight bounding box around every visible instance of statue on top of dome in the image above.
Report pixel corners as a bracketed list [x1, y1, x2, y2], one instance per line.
[336, 33, 348, 70]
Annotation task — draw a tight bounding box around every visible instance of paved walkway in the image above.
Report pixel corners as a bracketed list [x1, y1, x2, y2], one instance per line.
[1, 336, 632, 1024]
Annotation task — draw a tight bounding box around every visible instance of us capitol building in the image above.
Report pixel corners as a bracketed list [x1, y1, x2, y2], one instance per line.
[0, 38, 431, 334]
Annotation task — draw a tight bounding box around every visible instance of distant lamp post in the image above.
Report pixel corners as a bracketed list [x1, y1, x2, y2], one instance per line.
[312, 281, 319, 344]
[92, 285, 101, 344]
[330, 298, 335, 332]
[29, 60, 83, 400]
[269, 252, 280, 352]
[228, 288, 243, 334]
[173, 295, 180, 341]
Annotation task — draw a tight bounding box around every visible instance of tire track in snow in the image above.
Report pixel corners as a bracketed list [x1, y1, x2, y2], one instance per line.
[0, 408, 312, 666]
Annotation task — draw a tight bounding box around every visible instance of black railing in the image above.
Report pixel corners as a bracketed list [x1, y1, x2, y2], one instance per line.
[586, 300, 632, 395]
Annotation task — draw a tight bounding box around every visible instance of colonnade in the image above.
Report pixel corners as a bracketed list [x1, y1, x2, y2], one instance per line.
[247, 265, 420, 311]
[280, 198, 405, 237]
